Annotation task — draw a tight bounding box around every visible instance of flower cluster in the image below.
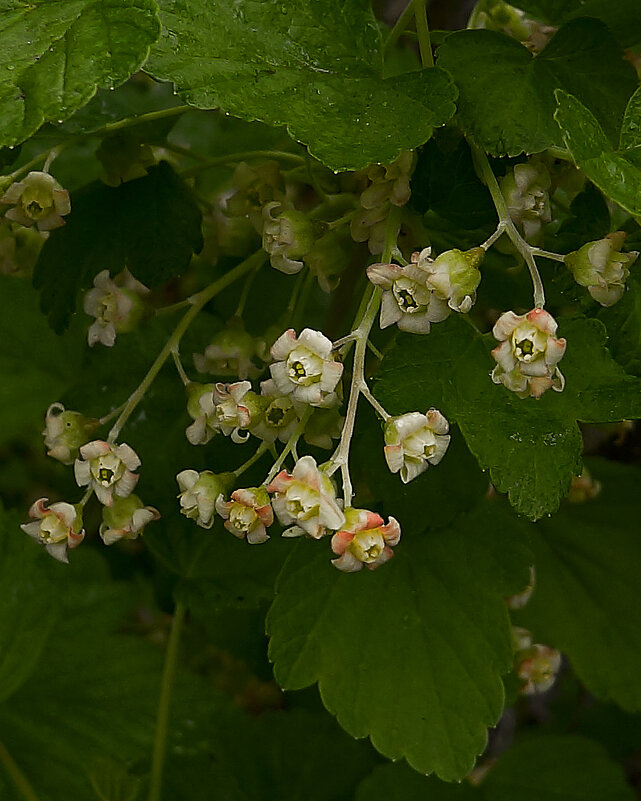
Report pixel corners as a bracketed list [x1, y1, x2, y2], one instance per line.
[491, 308, 566, 399]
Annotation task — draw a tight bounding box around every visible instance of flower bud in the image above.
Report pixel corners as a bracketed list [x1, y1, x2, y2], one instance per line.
[100, 494, 160, 545]
[500, 162, 551, 242]
[176, 469, 234, 529]
[0, 171, 71, 231]
[43, 402, 99, 465]
[565, 232, 638, 306]
[21, 498, 84, 563]
[215, 486, 273, 544]
[262, 202, 317, 274]
[84, 269, 150, 347]
[331, 508, 401, 572]
[422, 246, 484, 313]
[0, 221, 43, 276]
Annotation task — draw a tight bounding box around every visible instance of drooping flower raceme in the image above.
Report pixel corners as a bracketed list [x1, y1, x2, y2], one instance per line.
[267, 455, 345, 539]
[384, 409, 451, 483]
[418, 246, 484, 313]
[1, 171, 71, 231]
[21, 498, 84, 563]
[367, 259, 450, 334]
[331, 508, 401, 572]
[176, 470, 233, 529]
[43, 402, 98, 465]
[267, 328, 343, 407]
[99, 494, 160, 545]
[565, 231, 638, 307]
[215, 486, 274, 544]
[74, 440, 141, 506]
[84, 269, 150, 347]
[491, 308, 566, 399]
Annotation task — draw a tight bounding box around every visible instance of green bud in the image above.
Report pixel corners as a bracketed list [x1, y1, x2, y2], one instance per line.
[565, 232, 638, 306]
[43, 403, 100, 465]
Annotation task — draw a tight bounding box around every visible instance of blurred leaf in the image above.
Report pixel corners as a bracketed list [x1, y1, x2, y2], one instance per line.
[437, 19, 636, 156]
[375, 315, 641, 520]
[0, 1, 160, 147]
[267, 503, 531, 781]
[33, 162, 203, 332]
[599, 272, 641, 376]
[355, 763, 475, 801]
[146, 0, 456, 171]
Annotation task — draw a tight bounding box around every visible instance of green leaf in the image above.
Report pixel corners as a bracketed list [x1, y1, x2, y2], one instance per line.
[0, 0, 161, 147]
[481, 734, 636, 801]
[513, 0, 641, 49]
[554, 90, 641, 217]
[267, 503, 531, 781]
[437, 19, 636, 156]
[374, 315, 641, 520]
[355, 763, 475, 801]
[145, 0, 456, 171]
[516, 460, 641, 712]
[33, 162, 203, 332]
[599, 272, 641, 376]
[619, 85, 641, 152]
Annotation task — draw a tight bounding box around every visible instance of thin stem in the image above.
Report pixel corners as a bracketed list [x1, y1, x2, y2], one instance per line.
[367, 339, 384, 360]
[155, 298, 192, 317]
[101, 105, 191, 136]
[233, 442, 269, 479]
[361, 384, 390, 420]
[171, 347, 190, 386]
[181, 150, 305, 178]
[6, 151, 48, 182]
[471, 143, 546, 308]
[291, 270, 315, 331]
[383, 0, 416, 57]
[234, 261, 262, 317]
[148, 601, 186, 801]
[480, 223, 506, 251]
[530, 247, 566, 263]
[108, 251, 266, 442]
[98, 401, 127, 426]
[305, 151, 329, 201]
[285, 269, 307, 316]
[0, 740, 41, 801]
[160, 141, 210, 163]
[263, 409, 313, 486]
[413, 0, 435, 67]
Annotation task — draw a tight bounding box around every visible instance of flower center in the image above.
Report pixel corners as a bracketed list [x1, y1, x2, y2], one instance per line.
[266, 405, 286, 426]
[351, 530, 385, 563]
[229, 505, 257, 532]
[39, 514, 68, 544]
[286, 348, 322, 386]
[98, 467, 115, 485]
[26, 200, 44, 218]
[516, 338, 534, 357]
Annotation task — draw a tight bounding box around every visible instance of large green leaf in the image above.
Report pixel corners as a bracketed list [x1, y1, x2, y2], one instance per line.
[33, 162, 203, 332]
[267, 503, 531, 781]
[374, 315, 641, 520]
[516, 460, 641, 712]
[0, 0, 160, 147]
[437, 19, 636, 156]
[145, 0, 456, 171]
[554, 89, 641, 217]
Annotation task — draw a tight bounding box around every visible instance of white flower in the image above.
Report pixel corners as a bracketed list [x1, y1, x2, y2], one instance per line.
[266, 455, 345, 539]
[500, 161, 551, 242]
[21, 497, 84, 563]
[185, 381, 258, 445]
[384, 409, 451, 483]
[331, 507, 401, 572]
[516, 643, 562, 695]
[1, 171, 71, 231]
[417, 246, 484, 313]
[565, 231, 638, 307]
[250, 385, 300, 444]
[176, 469, 232, 529]
[367, 259, 450, 334]
[491, 308, 566, 399]
[268, 328, 343, 407]
[99, 494, 160, 545]
[74, 440, 141, 506]
[215, 486, 273, 544]
[84, 268, 149, 347]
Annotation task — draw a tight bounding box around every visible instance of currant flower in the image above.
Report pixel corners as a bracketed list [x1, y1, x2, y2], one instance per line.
[331, 508, 401, 572]
[500, 161, 551, 242]
[21, 498, 84, 563]
[193, 323, 260, 379]
[43, 402, 99, 465]
[212, 381, 262, 442]
[99, 494, 160, 545]
[367, 259, 450, 334]
[250, 387, 300, 444]
[567, 469, 602, 503]
[417, 246, 484, 313]
[565, 231, 638, 307]
[215, 486, 274, 544]
[74, 440, 141, 506]
[516, 643, 562, 695]
[491, 308, 566, 399]
[185, 382, 218, 445]
[176, 469, 234, 529]
[262, 202, 317, 275]
[384, 409, 451, 483]
[1, 171, 71, 231]
[267, 328, 343, 407]
[266, 455, 345, 539]
[84, 268, 150, 347]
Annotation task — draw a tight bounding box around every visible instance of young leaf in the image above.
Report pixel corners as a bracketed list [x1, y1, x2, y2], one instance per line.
[374, 315, 641, 520]
[145, 0, 456, 171]
[33, 162, 203, 332]
[437, 19, 636, 156]
[516, 460, 641, 712]
[267, 503, 531, 781]
[0, 0, 160, 147]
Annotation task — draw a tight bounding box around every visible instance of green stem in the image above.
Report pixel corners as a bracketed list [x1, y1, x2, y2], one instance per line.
[0, 741, 41, 801]
[100, 105, 192, 136]
[108, 250, 266, 442]
[148, 601, 186, 801]
[291, 270, 315, 331]
[413, 0, 435, 67]
[383, 0, 416, 57]
[263, 409, 313, 486]
[181, 150, 305, 178]
[233, 442, 270, 479]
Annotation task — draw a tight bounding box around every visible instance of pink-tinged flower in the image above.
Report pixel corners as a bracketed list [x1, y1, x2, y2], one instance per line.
[516, 643, 562, 695]
[266, 455, 345, 539]
[1, 171, 71, 231]
[268, 328, 343, 407]
[215, 486, 273, 544]
[331, 507, 401, 572]
[565, 231, 638, 307]
[100, 494, 159, 545]
[42, 402, 99, 465]
[74, 440, 140, 506]
[367, 259, 450, 334]
[384, 409, 450, 483]
[84, 268, 149, 347]
[21, 498, 84, 563]
[176, 469, 233, 529]
[491, 308, 566, 399]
